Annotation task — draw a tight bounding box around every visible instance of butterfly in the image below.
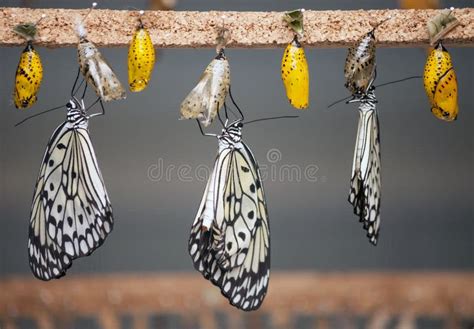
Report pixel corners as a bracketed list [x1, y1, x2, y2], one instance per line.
[188, 109, 270, 311]
[341, 19, 390, 246]
[347, 87, 381, 245]
[28, 97, 113, 280]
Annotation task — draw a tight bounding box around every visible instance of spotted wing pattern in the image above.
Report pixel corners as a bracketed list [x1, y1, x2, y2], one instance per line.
[189, 140, 270, 311]
[29, 119, 113, 280]
[348, 104, 381, 245]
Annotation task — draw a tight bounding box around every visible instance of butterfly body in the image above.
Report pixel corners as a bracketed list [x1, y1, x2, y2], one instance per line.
[189, 121, 270, 311]
[281, 36, 309, 109]
[128, 22, 155, 92]
[28, 98, 113, 280]
[14, 41, 43, 109]
[76, 21, 126, 102]
[180, 50, 230, 127]
[423, 42, 458, 121]
[344, 31, 376, 96]
[348, 89, 381, 245]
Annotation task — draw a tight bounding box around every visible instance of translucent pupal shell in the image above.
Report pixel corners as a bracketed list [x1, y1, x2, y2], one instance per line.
[180, 50, 230, 127]
[281, 36, 309, 109]
[77, 38, 126, 102]
[344, 31, 376, 96]
[14, 42, 43, 109]
[423, 43, 458, 122]
[128, 23, 156, 92]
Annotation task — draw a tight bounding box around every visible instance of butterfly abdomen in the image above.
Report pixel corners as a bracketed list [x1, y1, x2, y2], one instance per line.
[423, 42, 458, 121]
[14, 41, 43, 109]
[344, 32, 376, 96]
[128, 23, 155, 92]
[281, 36, 309, 109]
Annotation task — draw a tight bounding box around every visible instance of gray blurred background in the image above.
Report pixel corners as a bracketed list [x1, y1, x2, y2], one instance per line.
[0, 0, 473, 279]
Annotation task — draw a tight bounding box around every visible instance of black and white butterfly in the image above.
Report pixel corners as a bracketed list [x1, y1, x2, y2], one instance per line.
[28, 97, 113, 280]
[188, 109, 270, 311]
[348, 86, 381, 245]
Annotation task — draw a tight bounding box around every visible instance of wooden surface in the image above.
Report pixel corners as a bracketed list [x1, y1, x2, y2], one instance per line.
[0, 8, 473, 48]
[1, 272, 473, 328]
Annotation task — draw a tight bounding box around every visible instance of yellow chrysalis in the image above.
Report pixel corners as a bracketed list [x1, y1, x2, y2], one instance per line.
[13, 22, 44, 109]
[423, 42, 459, 122]
[128, 19, 155, 92]
[281, 36, 309, 109]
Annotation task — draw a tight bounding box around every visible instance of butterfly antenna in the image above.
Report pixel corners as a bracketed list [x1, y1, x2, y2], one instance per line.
[327, 95, 353, 109]
[375, 75, 422, 88]
[327, 75, 422, 109]
[15, 104, 67, 127]
[244, 115, 299, 125]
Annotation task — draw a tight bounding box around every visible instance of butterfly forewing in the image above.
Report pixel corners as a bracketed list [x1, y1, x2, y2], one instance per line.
[188, 129, 270, 311]
[28, 105, 113, 280]
[349, 104, 381, 245]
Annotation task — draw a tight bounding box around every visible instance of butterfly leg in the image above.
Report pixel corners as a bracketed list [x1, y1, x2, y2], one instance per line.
[196, 120, 217, 138]
[71, 67, 86, 97]
[81, 82, 89, 100]
[228, 86, 244, 120]
[217, 102, 226, 127]
[366, 64, 377, 93]
[87, 98, 106, 118]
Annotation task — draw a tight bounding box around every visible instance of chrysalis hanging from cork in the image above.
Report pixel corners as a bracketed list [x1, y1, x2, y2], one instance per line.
[179, 17, 231, 127]
[343, 16, 391, 97]
[423, 8, 460, 122]
[13, 14, 45, 109]
[281, 9, 309, 110]
[128, 10, 156, 92]
[76, 2, 126, 101]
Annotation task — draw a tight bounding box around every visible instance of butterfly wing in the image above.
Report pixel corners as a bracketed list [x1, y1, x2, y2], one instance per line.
[189, 141, 270, 311]
[29, 121, 113, 280]
[189, 147, 232, 276]
[348, 107, 381, 245]
[215, 143, 270, 311]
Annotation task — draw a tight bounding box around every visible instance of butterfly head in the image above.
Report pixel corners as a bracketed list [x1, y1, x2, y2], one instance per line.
[66, 97, 87, 125]
[220, 120, 243, 144]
